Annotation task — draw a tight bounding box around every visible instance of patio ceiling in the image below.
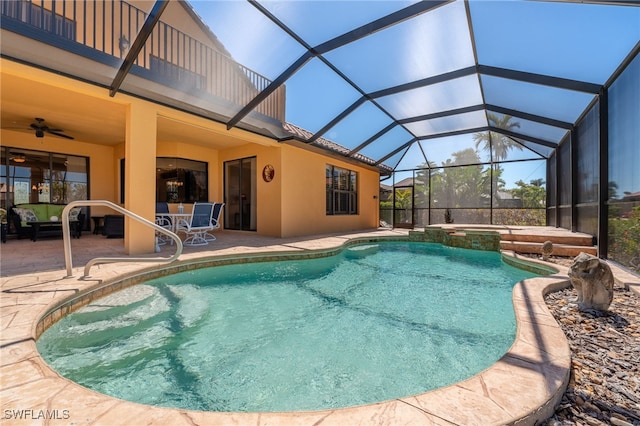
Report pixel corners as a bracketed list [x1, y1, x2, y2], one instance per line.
[0, 70, 263, 150]
[178, 0, 639, 172]
[0, 72, 125, 145]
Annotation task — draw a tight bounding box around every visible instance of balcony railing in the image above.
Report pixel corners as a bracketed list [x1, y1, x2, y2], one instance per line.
[1, 0, 285, 123]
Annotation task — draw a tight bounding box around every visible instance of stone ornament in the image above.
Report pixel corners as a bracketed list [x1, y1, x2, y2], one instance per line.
[541, 240, 553, 261]
[568, 252, 614, 311]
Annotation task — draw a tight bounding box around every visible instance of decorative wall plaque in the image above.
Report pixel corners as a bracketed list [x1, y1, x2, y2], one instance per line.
[262, 164, 275, 182]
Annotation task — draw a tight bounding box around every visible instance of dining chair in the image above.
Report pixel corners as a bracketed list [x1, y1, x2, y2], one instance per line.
[175, 202, 215, 246]
[155, 202, 172, 245]
[204, 202, 224, 241]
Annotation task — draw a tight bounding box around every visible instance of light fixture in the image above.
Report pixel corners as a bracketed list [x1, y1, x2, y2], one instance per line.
[119, 34, 130, 56]
[35, 129, 44, 138]
[12, 155, 26, 163]
[32, 182, 45, 194]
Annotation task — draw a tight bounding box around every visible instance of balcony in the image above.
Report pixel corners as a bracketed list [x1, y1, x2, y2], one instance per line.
[0, 0, 285, 131]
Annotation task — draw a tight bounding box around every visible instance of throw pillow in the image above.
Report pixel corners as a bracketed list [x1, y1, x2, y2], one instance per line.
[13, 208, 38, 223]
[68, 207, 81, 222]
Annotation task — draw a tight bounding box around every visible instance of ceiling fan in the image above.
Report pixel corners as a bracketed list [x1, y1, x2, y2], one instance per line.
[29, 117, 74, 139]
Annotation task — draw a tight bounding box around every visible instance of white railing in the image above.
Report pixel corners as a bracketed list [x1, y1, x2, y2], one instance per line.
[62, 200, 183, 278]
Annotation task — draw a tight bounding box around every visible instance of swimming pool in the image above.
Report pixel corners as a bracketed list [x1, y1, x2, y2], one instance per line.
[37, 241, 538, 412]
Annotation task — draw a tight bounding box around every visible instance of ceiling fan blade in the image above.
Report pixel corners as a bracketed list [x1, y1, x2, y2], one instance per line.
[46, 130, 74, 140]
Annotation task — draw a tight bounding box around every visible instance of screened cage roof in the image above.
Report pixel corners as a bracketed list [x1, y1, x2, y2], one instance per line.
[187, 0, 639, 173]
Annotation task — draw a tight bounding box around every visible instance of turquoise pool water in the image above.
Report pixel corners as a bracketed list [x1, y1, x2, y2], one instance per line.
[37, 242, 538, 412]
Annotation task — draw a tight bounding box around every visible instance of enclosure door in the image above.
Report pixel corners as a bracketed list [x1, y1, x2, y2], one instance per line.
[394, 186, 414, 228]
[224, 157, 256, 231]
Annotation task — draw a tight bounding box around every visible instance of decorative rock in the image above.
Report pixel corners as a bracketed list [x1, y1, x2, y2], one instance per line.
[611, 416, 634, 426]
[568, 252, 615, 311]
[541, 275, 640, 426]
[542, 240, 554, 261]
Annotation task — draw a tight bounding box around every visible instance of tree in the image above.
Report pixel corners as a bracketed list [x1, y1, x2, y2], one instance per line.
[608, 181, 619, 201]
[510, 178, 546, 208]
[430, 148, 491, 209]
[473, 114, 523, 162]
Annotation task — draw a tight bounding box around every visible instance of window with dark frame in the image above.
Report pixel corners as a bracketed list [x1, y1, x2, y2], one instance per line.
[326, 164, 358, 215]
[1, 147, 88, 209]
[155, 157, 208, 203]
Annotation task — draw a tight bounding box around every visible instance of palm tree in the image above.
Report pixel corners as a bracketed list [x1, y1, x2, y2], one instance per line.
[473, 113, 523, 162]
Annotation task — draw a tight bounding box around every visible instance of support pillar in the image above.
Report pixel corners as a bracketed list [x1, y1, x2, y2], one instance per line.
[124, 103, 156, 254]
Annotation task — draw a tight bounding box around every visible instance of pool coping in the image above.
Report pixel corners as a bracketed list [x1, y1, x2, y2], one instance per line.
[1, 235, 572, 426]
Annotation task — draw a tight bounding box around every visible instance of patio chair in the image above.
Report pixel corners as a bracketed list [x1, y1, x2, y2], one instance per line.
[155, 202, 172, 245]
[204, 202, 224, 242]
[175, 202, 215, 246]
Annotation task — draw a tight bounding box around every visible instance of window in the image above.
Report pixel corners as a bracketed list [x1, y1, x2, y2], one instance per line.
[1, 147, 88, 209]
[156, 158, 208, 203]
[326, 165, 358, 215]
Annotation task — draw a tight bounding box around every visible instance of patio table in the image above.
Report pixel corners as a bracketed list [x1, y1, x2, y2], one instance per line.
[155, 213, 191, 233]
[155, 213, 191, 245]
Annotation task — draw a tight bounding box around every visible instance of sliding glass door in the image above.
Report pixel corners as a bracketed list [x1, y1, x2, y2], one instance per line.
[224, 157, 256, 231]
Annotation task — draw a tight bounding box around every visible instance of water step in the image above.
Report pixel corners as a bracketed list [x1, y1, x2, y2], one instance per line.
[500, 241, 597, 257]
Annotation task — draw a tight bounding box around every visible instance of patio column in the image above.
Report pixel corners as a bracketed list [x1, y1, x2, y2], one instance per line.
[124, 102, 156, 254]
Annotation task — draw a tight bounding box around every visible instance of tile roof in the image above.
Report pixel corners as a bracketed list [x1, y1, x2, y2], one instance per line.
[282, 122, 393, 173]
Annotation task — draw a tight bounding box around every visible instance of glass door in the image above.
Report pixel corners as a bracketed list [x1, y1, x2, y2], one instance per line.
[393, 185, 414, 228]
[224, 157, 256, 231]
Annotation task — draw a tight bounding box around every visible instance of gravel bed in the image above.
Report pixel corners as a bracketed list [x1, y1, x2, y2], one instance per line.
[538, 257, 640, 426]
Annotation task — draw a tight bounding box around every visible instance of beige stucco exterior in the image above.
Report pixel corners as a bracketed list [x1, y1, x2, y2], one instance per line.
[0, 1, 381, 253]
[280, 144, 380, 238]
[1, 59, 380, 252]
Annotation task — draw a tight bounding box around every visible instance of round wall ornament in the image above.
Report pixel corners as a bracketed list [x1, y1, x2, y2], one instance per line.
[262, 164, 275, 182]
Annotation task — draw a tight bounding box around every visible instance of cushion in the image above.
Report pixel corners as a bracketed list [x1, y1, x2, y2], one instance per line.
[68, 207, 81, 222]
[13, 208, 38, 224]
[28, 204, 50, 221]
[47, 204, 66, 218]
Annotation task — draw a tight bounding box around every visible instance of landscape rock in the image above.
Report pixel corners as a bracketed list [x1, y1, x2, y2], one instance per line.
[568, 252, 615, 311]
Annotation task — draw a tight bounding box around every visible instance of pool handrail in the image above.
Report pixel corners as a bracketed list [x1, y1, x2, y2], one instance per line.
[62, 200, 183, 278]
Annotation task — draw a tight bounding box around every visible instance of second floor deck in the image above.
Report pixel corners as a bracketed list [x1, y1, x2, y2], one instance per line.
[0, 0, 286, 135]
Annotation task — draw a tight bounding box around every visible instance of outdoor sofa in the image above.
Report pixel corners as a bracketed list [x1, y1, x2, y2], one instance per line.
[10, 203, 84, 241]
